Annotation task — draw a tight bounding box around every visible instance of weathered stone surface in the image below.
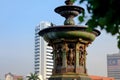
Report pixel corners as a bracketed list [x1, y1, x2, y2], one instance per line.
[38, 0, 100, 80]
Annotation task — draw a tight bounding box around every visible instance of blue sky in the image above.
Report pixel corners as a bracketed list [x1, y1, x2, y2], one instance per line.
[0, 0, 119, 79]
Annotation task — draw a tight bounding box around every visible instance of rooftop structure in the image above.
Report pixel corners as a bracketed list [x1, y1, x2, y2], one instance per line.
[5, 73, 23, 80]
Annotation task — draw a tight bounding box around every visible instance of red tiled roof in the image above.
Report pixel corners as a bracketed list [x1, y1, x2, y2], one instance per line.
[89, 75, 114, 80]
[13, 75, 23, 80]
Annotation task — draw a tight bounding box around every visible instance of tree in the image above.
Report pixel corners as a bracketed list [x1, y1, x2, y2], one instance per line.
[72, 0, 120, 48]
[26, 73, 40, 80]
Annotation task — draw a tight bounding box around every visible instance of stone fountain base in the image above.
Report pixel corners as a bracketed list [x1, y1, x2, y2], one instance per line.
[49, 73, 91, 80]
[39, 26, 100, 80]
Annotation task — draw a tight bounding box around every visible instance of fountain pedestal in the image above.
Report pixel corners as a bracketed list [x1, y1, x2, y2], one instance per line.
[39, 0, 100, 80]
[39, 26, 100, 80]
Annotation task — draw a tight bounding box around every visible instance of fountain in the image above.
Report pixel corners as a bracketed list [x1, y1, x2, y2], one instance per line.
[39, 0, 100, 80]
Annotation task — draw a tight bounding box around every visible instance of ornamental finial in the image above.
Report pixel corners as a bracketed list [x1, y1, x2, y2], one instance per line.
[55, 0, 84, 25]
[65, 0, 73, 5]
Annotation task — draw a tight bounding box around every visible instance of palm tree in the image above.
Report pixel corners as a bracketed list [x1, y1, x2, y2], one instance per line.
[26, 73, 40, 80]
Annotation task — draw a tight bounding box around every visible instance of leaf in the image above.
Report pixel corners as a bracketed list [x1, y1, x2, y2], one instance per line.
[111, 25, 119, 35]
[79, 0, 85, 3]
[70, 0, 76, 3]
[117, 35, 120, 49]
[87, 4, 92, 13]
[78, 16, 84, 22]
[117, 35, 120, 39]
[98, 17, 106, 26]
[87, 19, 98, 29]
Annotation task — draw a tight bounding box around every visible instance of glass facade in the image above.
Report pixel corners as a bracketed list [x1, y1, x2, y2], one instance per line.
[107, 53, 120, 80]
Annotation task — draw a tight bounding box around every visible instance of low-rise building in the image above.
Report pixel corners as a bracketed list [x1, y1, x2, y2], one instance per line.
[5, 73, 23, 80]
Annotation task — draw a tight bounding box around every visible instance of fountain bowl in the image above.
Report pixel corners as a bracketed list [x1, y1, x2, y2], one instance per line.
[39, 25, 100, 43]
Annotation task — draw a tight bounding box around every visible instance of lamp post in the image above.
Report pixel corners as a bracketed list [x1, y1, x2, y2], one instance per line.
[39, 0, 100, 80]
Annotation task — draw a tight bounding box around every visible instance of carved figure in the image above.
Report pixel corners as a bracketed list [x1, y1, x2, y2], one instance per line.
[79, 46, 85, 66]
[79, 54, 85, 66]
[67, 48, 75, 65]
[55, 49, 62, 66]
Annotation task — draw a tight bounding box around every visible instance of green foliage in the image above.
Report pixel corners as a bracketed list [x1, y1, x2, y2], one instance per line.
[26, 73, 40, 80]
[76, 0, 120, 49]
[17, 78, 23, 80]
[78, 10, 85, 22]
[70, 0, 76, 3]
[118, 36, 120, 49]
[78, 16, 84, 22]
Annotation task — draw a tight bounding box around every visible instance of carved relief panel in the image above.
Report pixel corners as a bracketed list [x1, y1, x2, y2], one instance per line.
[51, 41, 88, 74]
[55, 44, 62, 66]
[66, 43, 75, 66]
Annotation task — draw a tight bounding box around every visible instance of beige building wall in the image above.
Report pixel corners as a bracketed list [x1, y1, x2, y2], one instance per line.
[5, 73, 23, 80]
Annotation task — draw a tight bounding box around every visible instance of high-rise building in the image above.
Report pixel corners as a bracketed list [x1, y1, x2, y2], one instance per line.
[34, 21, 53, 80]
[107, 52, 120, 80]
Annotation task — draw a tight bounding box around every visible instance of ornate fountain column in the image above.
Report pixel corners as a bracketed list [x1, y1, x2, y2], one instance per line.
[39, 0, 100, 80]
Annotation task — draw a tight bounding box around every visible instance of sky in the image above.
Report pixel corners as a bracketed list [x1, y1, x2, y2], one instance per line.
[0, 0, 119, 79]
